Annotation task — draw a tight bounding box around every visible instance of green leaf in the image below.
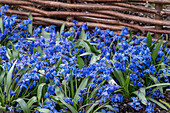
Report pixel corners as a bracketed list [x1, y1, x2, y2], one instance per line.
[147, 32, 152, 48]
[133, 88, 147, 105]
[127, 29, 132, 42]
[0, 16, 3, 33]
[5, 60, 17, 93]
[56, 31, 60, 41]
[0, 71, 5, 85]
[27, 96, 37, 109]
[146, 83, 170, 90]
[28, 12, 33, 35]
[159, 99, 170, 109]
[70, 69, 74, 98]
[37, 83, 46, 102]
[104, 105, 116, 111]
[94, 102, 109, 113]
[15, 98, 30, 113]
[55, 86, 64, 98]
[83, 40, 100, 54]
[56, 57, 62, 71]
[33, 47, 37, 54]
[41, 28, 50, 41]
[147, 97, 168, 111]
[149, 75, 163, 94]
[74, 78, 88, 104]
[112, 69, 125, 86]
[77, 56, 85, 69]
[122, 76, 130, 96]
[150, 35, 162, 51]
[51, 96, 78, 113]
[80, 52, 93, 56]
[86, 102, 99, 113]
[108, 78, 118, 85]
[0, 57, 2, 63]
[152, 39, 163, 63]
[90, 54, 99, 64]
[79, 30, 86, 40]
[0, 106, 6, 111]
[60, 24, 65, 34]
[36, 108, 50, 113]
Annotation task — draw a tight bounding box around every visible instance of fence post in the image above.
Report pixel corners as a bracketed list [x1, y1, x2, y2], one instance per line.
[155, 4, 163, 39]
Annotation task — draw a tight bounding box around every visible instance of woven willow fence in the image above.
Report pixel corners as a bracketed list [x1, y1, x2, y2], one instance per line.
[1, 0, 170, 39]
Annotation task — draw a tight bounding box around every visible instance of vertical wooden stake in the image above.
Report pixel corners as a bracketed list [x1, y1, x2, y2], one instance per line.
[155, 4, 163, 39]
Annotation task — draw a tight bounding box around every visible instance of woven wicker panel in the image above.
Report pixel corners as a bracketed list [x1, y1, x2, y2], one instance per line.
[1, 0, 170, 39]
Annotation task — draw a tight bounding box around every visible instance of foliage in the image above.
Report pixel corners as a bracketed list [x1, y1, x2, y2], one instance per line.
[0, 5, 170, 113]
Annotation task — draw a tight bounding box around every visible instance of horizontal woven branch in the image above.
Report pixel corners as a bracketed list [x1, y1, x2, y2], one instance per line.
[1, 0, 170, 37]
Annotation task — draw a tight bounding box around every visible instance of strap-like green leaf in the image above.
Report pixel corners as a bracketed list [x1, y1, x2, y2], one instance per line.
[55, 86, 64, 98]
[79, 30, 87, 40]
[27, 96, 37, 109]
[0, 71, 5, 84]
[51, 96, 78, 113]
[60, 24, 65, 34]
[86, 102, 99, 113]
[77, 56, 85, 69]
[28, 12, 33, 35]
[0, 16, 3, 33]
[147, 97, 168, 111]
[152, 40, 163, 63]
[83, 40, 101, 54]
[36, 108, 50, 113]
[133, 88, 147, 105]
[74, 78, 88, 104]
[146, 83, 170, 90]
[37, 83, 46, 102]
[15, 98, 30, 113]
[147, 32, 152, 48]
[159, 99, 170, 109]
[5, 60, 17, 93]
[113, 69, 125, 86]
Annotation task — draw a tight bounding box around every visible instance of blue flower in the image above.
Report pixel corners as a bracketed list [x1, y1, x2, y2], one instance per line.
[9, 90, 16, 95]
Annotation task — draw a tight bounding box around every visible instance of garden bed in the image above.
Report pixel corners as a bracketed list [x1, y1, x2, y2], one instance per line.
[0, 4, 170, 113]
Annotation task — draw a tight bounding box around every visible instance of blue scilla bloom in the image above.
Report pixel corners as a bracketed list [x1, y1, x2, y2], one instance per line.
[34, 25, 42, 36]
[0, 5, 9, 11]
[121, 27, 129, 36]
[128, 97, 142, 111]
[64, 31, 71, 37]
[143, 65, 156, 74]
[44, 92, 50, 98]
[9, 90, 16, 95]
[112, 104, 119, 112]
[23, 19, 32, 25]
[145, 101, 155, 113]
[64, 97, 70, 103]
[47, 85, 55, 95]
[111, 94, 123, 103]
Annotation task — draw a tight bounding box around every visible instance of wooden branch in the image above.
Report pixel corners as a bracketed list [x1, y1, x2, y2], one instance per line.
[4, 10, 43, 17]
[91, 10, 170, 26]
[33, 17, 123, 31]
[26, 0, 135, 11]
[76, 0, 170, 4]
[0, 0, 34, 6]
[111, 3, 170, 16]
[75, 16, 144, 32]
[75, 16, 170, 34]
[13, 6, 118, 20]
